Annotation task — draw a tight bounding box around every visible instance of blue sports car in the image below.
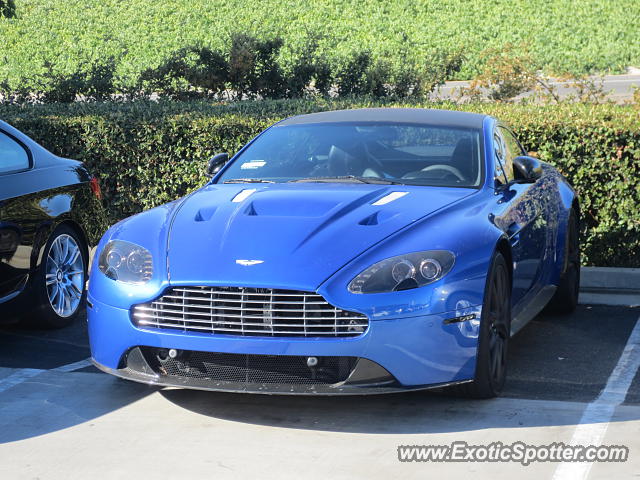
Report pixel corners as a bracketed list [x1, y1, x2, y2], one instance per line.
[88, 108, 580, 398]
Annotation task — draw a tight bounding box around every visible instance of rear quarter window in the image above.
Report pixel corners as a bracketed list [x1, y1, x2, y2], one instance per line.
[0, 131, 30, 174]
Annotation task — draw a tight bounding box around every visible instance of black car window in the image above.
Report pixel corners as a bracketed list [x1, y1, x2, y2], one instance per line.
[498, 126, 524, 182]
[493, 130, 508, 185]
[0, 131, 30, 174]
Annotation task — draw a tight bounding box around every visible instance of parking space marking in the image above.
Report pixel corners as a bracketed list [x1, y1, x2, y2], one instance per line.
[552, 316, 640, 480]
[52, 358, 92, 372]
[0, 369, 44, 394]
[0, 358, 92, 394]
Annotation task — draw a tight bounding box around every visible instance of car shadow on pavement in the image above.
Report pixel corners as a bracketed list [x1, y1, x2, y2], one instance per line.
[0, 372, 158, 444]
[158, 387, 640, 435]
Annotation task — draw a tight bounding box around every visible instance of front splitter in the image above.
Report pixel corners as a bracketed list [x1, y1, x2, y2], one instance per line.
[92, 351, 473, 396]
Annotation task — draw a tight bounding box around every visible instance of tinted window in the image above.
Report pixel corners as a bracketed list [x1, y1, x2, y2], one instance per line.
[0, 131, 29, 174]
[217, 123, 483, 187]
[493, 130, 508, 185]
[498, 126, 524, 182]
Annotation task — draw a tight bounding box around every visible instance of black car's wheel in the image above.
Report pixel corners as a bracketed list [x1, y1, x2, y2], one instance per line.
[29, 225, 88, 328]
[456, 252, 511, 399]
[546, 209, 580, 314]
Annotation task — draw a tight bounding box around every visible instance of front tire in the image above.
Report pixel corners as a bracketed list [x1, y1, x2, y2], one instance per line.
[29, 225, 88, 328]
[457, 252, 511, 399]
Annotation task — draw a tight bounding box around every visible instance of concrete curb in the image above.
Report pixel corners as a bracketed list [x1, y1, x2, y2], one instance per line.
[580, 267, 640, 292]
[579, 267, 640, 307]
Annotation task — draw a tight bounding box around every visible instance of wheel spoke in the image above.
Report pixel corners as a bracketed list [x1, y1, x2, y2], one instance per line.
[56, 287, 65, 313]
[49, 283, 59, 303]
[498, 267, 506, 298]
[67, 247, 80, 267]
[491, 340, 501, 376]
[490, 282, 499, 312]
[62, 289, 71, 315]
[61, 237, 70, 264]
[69, 283, 82, 299]
[47, 253, 59, 270]
[495, 349, 503, 379]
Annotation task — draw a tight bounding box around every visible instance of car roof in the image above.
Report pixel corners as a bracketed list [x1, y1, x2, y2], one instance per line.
[277, 108, 488, 129]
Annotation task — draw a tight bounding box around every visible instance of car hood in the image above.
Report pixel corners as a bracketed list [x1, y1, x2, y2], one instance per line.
[167, 183, 474, 290]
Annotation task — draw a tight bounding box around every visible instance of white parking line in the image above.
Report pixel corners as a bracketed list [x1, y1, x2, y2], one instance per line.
[0, 358, 92, 393]
[53, 358, 92, 372]
[0, 369, 44, 394]
[552, 316, 640, 480]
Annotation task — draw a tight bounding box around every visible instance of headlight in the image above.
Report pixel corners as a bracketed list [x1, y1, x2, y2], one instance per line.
[98, 240, 153, 284]
[348, 250, 455, 294]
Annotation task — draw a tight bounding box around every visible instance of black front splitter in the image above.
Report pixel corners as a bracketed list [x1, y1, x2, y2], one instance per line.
[92, 353, 473, 396]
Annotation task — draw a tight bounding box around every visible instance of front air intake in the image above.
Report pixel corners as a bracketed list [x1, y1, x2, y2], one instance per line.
[132, 286, 369, 338]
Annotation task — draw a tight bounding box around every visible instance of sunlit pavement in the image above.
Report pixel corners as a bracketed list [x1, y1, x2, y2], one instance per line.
[1, 304, 639, 479]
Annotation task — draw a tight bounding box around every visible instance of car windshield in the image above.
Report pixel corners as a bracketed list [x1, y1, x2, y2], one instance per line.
[216, 122, 483, 187]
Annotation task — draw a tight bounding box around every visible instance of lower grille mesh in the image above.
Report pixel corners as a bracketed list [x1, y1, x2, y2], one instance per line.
[132, 286, 368, 338]
[140, 348, 357, 385]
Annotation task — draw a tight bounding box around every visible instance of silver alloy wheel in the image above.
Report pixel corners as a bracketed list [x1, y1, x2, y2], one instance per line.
[45, 233, 85, 318]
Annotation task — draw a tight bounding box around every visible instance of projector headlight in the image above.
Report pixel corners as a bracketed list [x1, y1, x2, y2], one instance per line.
[348, 250, 455, 294]
[98, 240, 153, 284]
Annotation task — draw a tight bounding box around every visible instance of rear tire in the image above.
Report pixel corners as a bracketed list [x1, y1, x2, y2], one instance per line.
[546, 209, 580, 314]
[455, 252, 511, 399]
[27, 225, 88, 329]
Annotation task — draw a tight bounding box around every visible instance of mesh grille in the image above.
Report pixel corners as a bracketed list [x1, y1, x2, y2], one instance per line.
[140, 348, 357, 385]
[132, 286, 368, 338]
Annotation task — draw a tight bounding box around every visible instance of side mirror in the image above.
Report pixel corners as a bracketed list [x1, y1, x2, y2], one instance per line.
[513, 156, 542, 183]
[206, 152, 229, 177]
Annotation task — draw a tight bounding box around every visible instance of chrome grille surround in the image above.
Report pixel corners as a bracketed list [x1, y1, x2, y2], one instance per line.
[132, 286, 369, 338]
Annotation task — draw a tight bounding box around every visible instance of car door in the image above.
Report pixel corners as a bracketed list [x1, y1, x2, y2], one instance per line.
[492, 126, 547, 307]
[0, 129, 34, 302]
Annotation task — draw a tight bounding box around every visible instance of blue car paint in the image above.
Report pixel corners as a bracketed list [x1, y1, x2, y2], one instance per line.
[88, 110, 577, 390]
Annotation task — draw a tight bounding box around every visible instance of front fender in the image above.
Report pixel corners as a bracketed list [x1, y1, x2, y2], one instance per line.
[88, 199, 185, 308]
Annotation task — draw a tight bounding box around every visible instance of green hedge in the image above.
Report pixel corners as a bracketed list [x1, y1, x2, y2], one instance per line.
[1, 99, 638, 267]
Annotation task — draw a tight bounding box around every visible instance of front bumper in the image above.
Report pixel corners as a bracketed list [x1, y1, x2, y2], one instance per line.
[88, 295, 481, 394]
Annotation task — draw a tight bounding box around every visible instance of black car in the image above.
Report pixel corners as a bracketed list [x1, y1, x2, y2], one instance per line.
[0, 120, 107, 328]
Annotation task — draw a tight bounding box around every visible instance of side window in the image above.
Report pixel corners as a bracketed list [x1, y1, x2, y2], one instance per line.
[498, 126, 524, 182]
[493, 130, 508, 185]
[0, 131, 30, 174]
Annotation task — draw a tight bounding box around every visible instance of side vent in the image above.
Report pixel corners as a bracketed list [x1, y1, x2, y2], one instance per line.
[359, 212, 380, 226]
[358, 210, 399, 226]
[195, 206, 217, 222]
[244, 202, 258, 216]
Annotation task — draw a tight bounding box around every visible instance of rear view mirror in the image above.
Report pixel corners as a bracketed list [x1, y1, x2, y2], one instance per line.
[207, 153, 229, 177]
[513, 156, 542, 183]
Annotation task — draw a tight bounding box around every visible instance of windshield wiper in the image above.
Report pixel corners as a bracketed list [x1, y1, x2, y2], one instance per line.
[289, 175, 405, 185]
[223, 178, 275, 184]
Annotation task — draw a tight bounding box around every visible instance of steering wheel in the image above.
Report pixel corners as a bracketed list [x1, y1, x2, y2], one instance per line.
[419, 165, 466, 182]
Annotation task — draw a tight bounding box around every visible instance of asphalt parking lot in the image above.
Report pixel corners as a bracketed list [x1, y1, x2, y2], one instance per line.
[1, 304, 639, 479]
